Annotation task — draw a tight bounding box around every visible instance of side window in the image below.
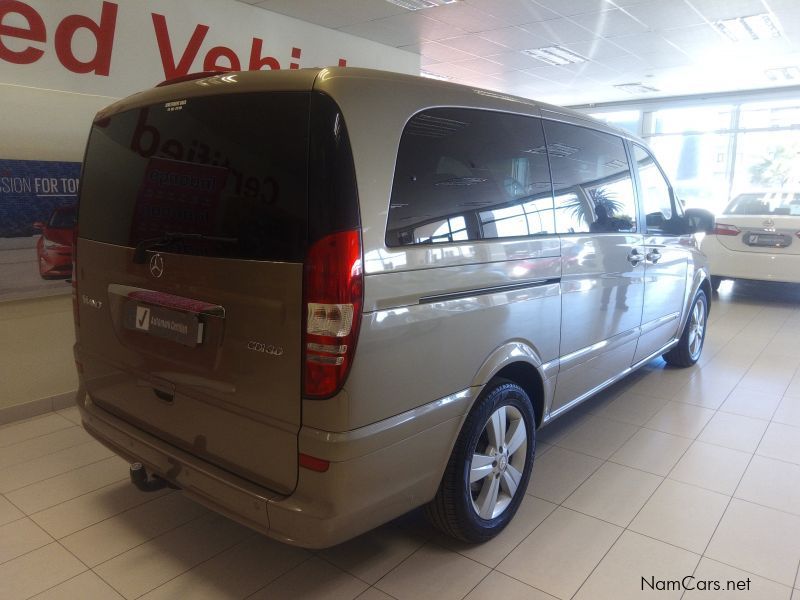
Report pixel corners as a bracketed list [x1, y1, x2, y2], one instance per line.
[632, 144, 676, 234]
[386, 108, 555, 246]
[544, 120, 637, 235]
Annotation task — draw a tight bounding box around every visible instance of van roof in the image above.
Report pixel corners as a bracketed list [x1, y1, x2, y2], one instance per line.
[95, 67, 636, 141]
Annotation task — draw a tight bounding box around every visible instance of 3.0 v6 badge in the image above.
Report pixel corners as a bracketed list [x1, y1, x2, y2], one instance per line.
[247, 341, 284, 356]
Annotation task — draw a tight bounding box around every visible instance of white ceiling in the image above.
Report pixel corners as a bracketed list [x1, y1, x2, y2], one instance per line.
[239, 0, 800, 106]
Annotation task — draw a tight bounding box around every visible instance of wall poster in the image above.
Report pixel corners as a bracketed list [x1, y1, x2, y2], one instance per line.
[0, 159, 80, 301]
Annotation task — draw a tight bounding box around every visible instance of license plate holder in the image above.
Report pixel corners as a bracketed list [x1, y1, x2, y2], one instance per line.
[123, 302, 203, 347]
[744, 232, 791, 248]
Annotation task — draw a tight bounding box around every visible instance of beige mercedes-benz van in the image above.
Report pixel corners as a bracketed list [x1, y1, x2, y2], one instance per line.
[73, 67, 714, 548]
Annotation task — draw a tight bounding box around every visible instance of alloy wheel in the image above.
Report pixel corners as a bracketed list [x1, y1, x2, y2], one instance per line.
[469, 405, 528, 520]
[688, 296, 706, 360]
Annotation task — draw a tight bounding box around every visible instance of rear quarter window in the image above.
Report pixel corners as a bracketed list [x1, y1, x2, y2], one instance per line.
[386, 108, 554, 247]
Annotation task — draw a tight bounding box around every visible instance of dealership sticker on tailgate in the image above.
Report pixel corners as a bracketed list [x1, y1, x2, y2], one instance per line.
[123, 302, 203, 347]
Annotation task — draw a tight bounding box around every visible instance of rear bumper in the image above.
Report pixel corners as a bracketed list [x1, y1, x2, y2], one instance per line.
[76, 385, 473, 548]
[702, 237, 800, 284]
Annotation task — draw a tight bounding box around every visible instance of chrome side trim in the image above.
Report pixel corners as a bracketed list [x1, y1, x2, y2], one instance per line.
[640, 311, 680, 336]
[418, 278, 561, 304]
[541, 359, 560, 381]
[558, 326, 641, 372]
[544, 337, 681, 423]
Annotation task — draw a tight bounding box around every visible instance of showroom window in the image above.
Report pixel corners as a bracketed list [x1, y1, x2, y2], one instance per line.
[386, 108, 555, 246]
[588, 110, 642, 136]
[731, 100, 800, 212]
[647, 104, 735, 214]
[580, 96, 800, 216]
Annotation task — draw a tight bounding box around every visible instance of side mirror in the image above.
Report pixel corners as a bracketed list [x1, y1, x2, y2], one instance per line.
[32, 222, 45, 231]
[684, 208, 715, 234]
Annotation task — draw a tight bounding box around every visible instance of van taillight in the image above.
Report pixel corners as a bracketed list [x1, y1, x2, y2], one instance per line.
[71, 228, 79, 327]
[712, 223, 740, 236]
[302, 229, 363, 399]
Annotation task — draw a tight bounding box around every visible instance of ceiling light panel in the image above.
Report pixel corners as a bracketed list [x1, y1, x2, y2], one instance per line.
[522, 46, 588, 66]
[384, 0, 460, 10]
[765, 66, 800, 81]
[714, 13, 781, 42]
[614, 82, 660, 94]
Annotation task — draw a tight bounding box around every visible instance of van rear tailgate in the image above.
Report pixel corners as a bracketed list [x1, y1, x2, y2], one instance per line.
[77, 241, 302, 493]
[75, 88, 311, 494]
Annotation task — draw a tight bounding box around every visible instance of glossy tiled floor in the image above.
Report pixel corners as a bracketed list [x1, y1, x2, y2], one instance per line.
[3, 281, 800, 600]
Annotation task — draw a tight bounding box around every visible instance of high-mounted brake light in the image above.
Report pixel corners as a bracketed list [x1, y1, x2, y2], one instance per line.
[302, 229, 363, 399]
[156, 71, 227, 87]
[712, 223, 740, 236]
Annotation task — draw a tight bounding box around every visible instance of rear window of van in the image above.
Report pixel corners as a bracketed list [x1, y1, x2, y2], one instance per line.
[79, 93, 310, 262]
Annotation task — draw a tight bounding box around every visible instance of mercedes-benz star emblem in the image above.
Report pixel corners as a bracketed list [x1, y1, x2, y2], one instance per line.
[149, 253, 165, 278]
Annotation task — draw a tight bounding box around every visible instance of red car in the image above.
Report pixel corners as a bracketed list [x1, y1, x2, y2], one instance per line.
[34, 206, 76, 279]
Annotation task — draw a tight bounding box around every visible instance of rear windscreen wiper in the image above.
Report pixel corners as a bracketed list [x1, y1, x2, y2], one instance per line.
[132, 233, 238, 264]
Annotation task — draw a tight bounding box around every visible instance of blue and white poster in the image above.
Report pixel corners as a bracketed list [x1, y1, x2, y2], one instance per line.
[0, 159, 81, 301]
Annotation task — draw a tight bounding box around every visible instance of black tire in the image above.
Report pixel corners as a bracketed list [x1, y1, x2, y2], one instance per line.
[425, 379, 535, 543]
[710, 276, 722, 292]
[663, 289, 708, 367]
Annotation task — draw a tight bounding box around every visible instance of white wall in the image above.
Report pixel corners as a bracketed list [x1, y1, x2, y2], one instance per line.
[0, 0, 420, 412]
[0, 0, 419, 160]
[1, 85, 114, 161]
[0, 296, 77, 412]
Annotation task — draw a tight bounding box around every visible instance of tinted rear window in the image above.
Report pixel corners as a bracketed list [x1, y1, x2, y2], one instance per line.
[79, 92, 310, 261]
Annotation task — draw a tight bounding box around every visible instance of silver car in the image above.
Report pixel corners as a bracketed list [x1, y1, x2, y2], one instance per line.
[73, 67, 714, 548]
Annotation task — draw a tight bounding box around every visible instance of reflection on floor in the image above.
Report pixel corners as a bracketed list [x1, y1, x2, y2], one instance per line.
[2, 280, 800, 599]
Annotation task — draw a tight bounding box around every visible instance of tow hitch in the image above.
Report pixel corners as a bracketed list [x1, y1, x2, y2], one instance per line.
[129, 462, 176, 492]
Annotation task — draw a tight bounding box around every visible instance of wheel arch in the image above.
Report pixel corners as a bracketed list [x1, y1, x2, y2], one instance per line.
[679, 268, 712, 333]
[492, 362, 546, 429]
[699, 276, 712, 312]
[470, 341, 550, 429]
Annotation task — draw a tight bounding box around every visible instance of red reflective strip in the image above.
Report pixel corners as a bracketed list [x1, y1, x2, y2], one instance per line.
[299, 453, 330, 473]
[127, 291, 216, 313]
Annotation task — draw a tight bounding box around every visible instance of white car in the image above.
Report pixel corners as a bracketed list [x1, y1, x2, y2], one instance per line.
[702, 191, 800, 289]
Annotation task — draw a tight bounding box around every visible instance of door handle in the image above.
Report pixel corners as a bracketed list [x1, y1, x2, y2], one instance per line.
[646, 249, 662, 263]
[627, 249, 645, 266]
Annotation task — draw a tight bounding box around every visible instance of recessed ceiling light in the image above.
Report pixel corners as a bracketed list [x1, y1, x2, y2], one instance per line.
[420, 70, 452, 81]
[614, 82, 660, 94]
[384, 0, 459, 10]
[765, 66, 800, 81]
[714, 13, 781, 42]
[522, 46, 587, 66]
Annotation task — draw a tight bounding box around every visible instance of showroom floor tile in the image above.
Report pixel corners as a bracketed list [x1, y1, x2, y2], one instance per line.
[2, 281, 800, 599]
